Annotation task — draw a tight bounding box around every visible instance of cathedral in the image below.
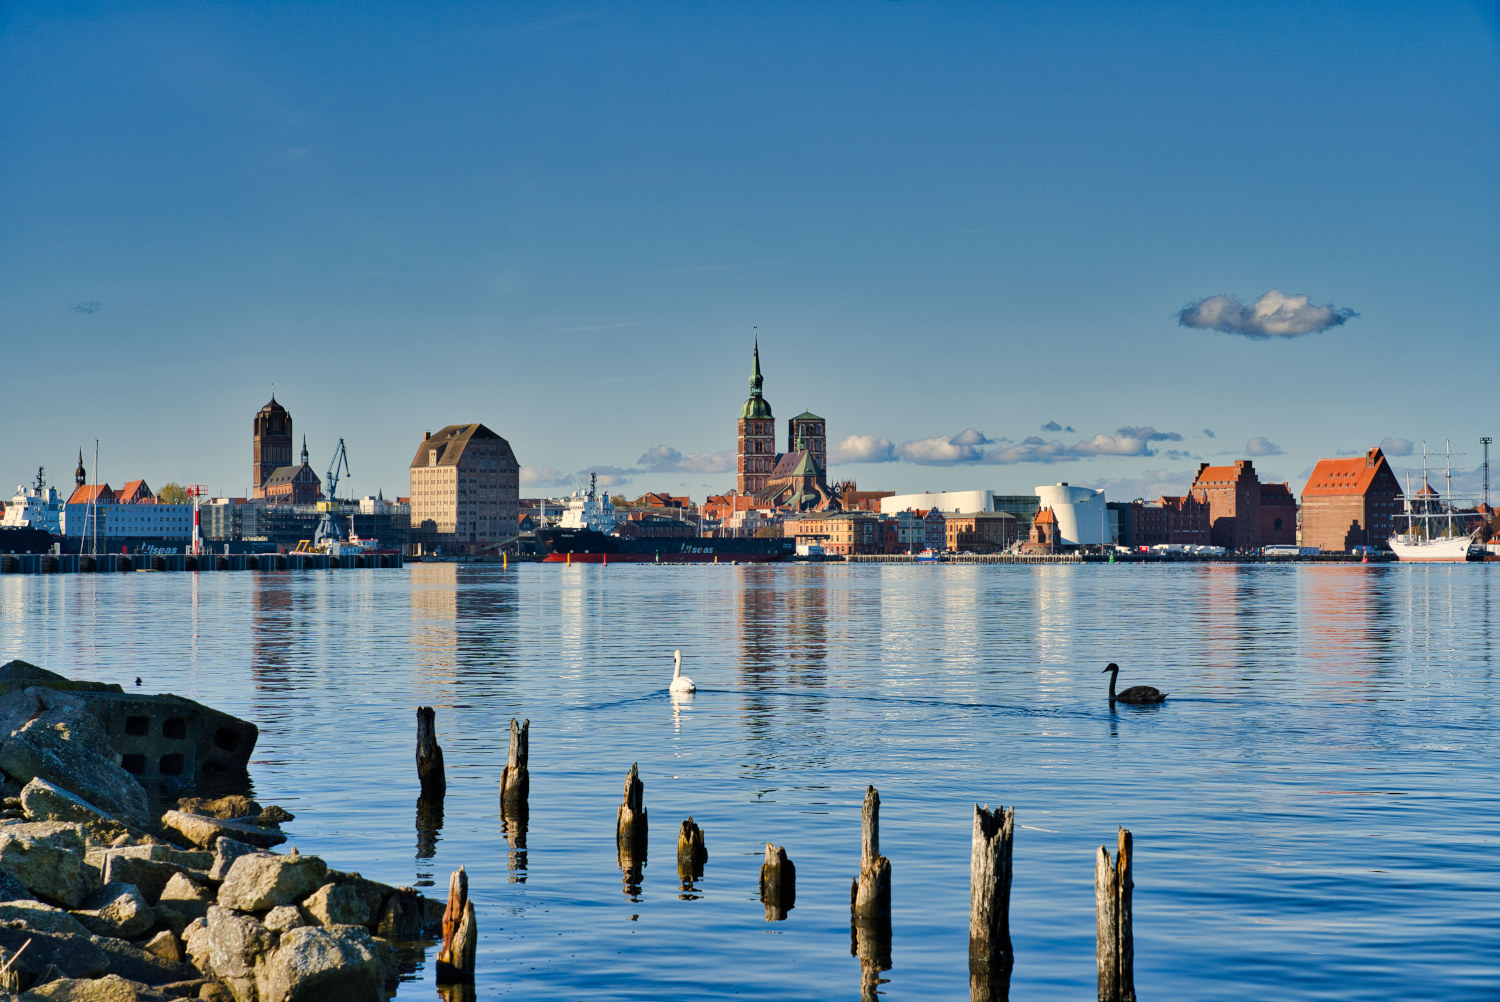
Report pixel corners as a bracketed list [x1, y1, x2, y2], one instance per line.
[734, 340, 840, 512]
[251, 396, 322, 504]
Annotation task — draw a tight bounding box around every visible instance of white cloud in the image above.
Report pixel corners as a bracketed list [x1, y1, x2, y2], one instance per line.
[1379, 437, 1414, 457]
[1093, 468, 1198, 502]
[636, 445, 734, 474]
[1245, 436, 1285, 456]
[1072, 427, 1183, 456]
[895, 428, 993, 464]
[1177, 290, 1357, 339]
[831, 434, 896, 464]
[884, 425, 1185, 466]
[520, 466, 569, 488]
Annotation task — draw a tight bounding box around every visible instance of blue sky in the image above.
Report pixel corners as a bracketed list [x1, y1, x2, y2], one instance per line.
[3, 2, 1498, 503]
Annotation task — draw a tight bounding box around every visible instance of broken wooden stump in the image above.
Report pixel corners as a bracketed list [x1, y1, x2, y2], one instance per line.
[759, 842, 796, 921]
[1096, 827, 1134, 1002]
[969, 804, 1015, 1002]
[849, 785, 892, 1001]
[435, 865, 477, 984]
[416, 705, 446, 797]
[499, 717, 529, 812]
[676, 817, 707, 894]
[616, 763, 647, 898]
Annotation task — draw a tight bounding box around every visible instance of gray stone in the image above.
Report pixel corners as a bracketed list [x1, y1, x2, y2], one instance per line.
[20, 777, 134, 844]
[373, 886, 431, 940]
[0, 821, 90, 906]
[174, 796, 260, 820]
[160, 811, 285, 851]
[141, 929, 181, 965]
[0, 865, 35, 901]
[188, 906, 272, 1002]
[300, 882, 371, 928]
[89, 933, 199, 987]
[0, 924, 110, 981]
[74, 882, 155, 939]
[98, 854, 194, 905]
[209, 838, 257, 882]
[217, 853, 327, 913]
[0, 690, 150, 830]
[323, 870, 394, 925]
[0, 897, 90, 935]
[259, 924, 387, 1002]
[154, 872, 212, 932]
[263, 905, 305, 933]
[18, 973, 170, 1000]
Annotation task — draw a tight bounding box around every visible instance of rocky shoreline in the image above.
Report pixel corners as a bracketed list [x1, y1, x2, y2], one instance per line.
[0, 661, 443, 1001]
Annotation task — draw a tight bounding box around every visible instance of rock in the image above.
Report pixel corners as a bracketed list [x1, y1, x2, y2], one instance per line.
[208, 839, 256, 883]
[188, 906, 272, 1002]
[0, 865, 35, 901]
[0, 689, 150, 830]
[19, 973, 169, 1000]
[0, 897, 91, 935]
[90, 934, 199, 987]
[20, 778, 134, 844]
[174, 797, 260, 821]
[198, 983, 235, 1002]
[0, 661, 123, 698]
[259, 925, 388, 1002]
[373, 886, 430, 940]
[300, 883, 370, 928]
[263, 906, 305, 933]
[98, 853, 199, 905]
[154, 872, 212, 933]
[0, 821, 91, 906]
[142, 930, 181, 965]
[0, 925, 110, 981]
[322, 871, 394, 923]
[75, 882, 155, 939]
[249, 806, 293, 828]
[90, 844, 212, 874]
[216, 853, 327, 913]
[160, 812, 285, 851]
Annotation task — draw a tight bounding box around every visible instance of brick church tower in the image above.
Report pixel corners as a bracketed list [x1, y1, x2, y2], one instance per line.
[252, 396, 294, 497]
[736, 339, 776, 495]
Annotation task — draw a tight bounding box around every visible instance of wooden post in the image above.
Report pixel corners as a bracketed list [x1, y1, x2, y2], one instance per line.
[759, 842, 796, 921]
[969, 804, 1014, 1002]
[616, 763, 647, 898]
[677, 817, 707, 873]
[850, 785, 892, 1001]
[416, 706, 446, 797]
[500, 717, 529, 812]
[435, 866, 477, 983]
[1096, 827, 1134, 1002]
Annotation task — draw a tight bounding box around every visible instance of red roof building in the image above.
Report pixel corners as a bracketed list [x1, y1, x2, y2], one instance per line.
[1300, 447, 1403, 552]
[1190, 460, 1297, 550]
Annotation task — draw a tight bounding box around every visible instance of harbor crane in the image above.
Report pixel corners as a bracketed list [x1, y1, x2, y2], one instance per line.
[311, 439, 352, 549]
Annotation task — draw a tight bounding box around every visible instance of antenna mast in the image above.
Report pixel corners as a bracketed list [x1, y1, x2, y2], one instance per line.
[1483, 437, 1492, 509]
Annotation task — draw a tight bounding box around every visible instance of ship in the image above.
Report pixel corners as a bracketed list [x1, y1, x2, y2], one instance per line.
[1387, 442, 1481, 562]
[536, 476, 794, 563]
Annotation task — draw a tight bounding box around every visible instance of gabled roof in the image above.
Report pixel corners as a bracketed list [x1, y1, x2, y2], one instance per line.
[116, 480, 153, 504]
[1033, 507, 1058, 525]
[410, 424, 511, 469]
[67, 484, 115, 505]
[790, 411, 824, 422]
[1192, 461, 1255, 489]
[264, 463, 320, 487]
[1301, 447, 1399, 499]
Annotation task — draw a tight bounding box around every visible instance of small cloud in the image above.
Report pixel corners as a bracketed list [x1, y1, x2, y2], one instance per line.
[1041, 421, 1062, 433]
[895, 428, 993, 465]
[520, 466, 569, 488]
[887, 425, 1185, 466]
[1177, 290, 1357, 339]
[1379, 437, 1414, 457]
[580, 466, 635, 489]
[72, 300, 101, 315]
[1245, 436, 1285, 457]
[1072, 427, 1183, 457]
[1094, 468, 1198, 502]
[831, 434, 896, 464]
[1203, 428, 1216, 439]
[636, 445, 734, 475]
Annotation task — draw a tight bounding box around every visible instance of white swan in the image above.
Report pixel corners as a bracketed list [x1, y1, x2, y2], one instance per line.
[670, 649, 696, 693]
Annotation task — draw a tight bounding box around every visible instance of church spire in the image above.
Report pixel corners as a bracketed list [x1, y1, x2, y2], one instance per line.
[749, 332, 764, 396]
[75, 449, 86, 488]
[301, 436, 309, 464]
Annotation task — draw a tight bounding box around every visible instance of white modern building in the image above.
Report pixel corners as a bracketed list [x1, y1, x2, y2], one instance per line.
[1035, 483, 1110, 546]
[879, 489, 996, 516]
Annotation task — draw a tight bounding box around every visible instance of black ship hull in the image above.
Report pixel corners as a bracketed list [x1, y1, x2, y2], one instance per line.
[538, 528, 793, 563]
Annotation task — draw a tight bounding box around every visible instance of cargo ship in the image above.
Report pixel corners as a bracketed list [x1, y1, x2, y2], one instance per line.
[536, 476, 793, 563]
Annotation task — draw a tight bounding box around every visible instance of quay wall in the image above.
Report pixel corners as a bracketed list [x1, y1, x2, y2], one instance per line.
[0, 551, 403, 575]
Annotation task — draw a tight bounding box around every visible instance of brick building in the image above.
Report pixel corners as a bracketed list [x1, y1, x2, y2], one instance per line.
[259, 438, 322, 505]
[1023, 507, 1059, 554]
[251, 396, 295, 499]
[736, 340, 777, 495]
[783, 512, 883, 556]
[1131, 495, 1211, 546]
[1189, 460, 1297, 550]
[944, 511, 1017, 553]
[408, 423, 521, 554]
[1299, 446, 1403, 552]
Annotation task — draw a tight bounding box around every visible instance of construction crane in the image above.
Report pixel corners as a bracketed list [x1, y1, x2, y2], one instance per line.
[313, 439, 352, 549]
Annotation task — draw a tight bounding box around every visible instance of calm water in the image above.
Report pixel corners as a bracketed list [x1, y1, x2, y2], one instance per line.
[2, 563, 1497, 1000]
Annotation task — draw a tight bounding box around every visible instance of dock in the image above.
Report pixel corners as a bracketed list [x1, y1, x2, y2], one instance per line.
[0, 551, 403, 575]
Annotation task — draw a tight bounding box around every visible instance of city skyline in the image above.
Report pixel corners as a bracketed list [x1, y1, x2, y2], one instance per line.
[3, 3, 1497, 502]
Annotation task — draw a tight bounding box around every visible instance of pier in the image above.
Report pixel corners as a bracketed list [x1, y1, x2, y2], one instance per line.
[0, 551, 403, 575]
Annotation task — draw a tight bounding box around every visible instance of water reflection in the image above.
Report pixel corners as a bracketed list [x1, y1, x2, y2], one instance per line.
[414, 794, 444, 888]
[499, 801, 527, 883]
[850, 915, 891, 1002]
[408, 564, 521, 687]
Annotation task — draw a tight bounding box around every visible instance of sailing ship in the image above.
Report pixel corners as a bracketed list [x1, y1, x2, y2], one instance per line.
[1387, 442, 1480, 562]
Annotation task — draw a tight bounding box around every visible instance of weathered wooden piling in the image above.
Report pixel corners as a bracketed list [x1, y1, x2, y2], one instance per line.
[416, 706, 446, 797]
[616, 763, 648, 849]
[759, 842, 796, 921]
[1095, 827, 1134, 1002]
[677, 817, 707, 873]
[851, 785, 891, 921]
[969, 804, 1015, 1002]
[435, 866, 477, 984]
[499, 717, 529, 812]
